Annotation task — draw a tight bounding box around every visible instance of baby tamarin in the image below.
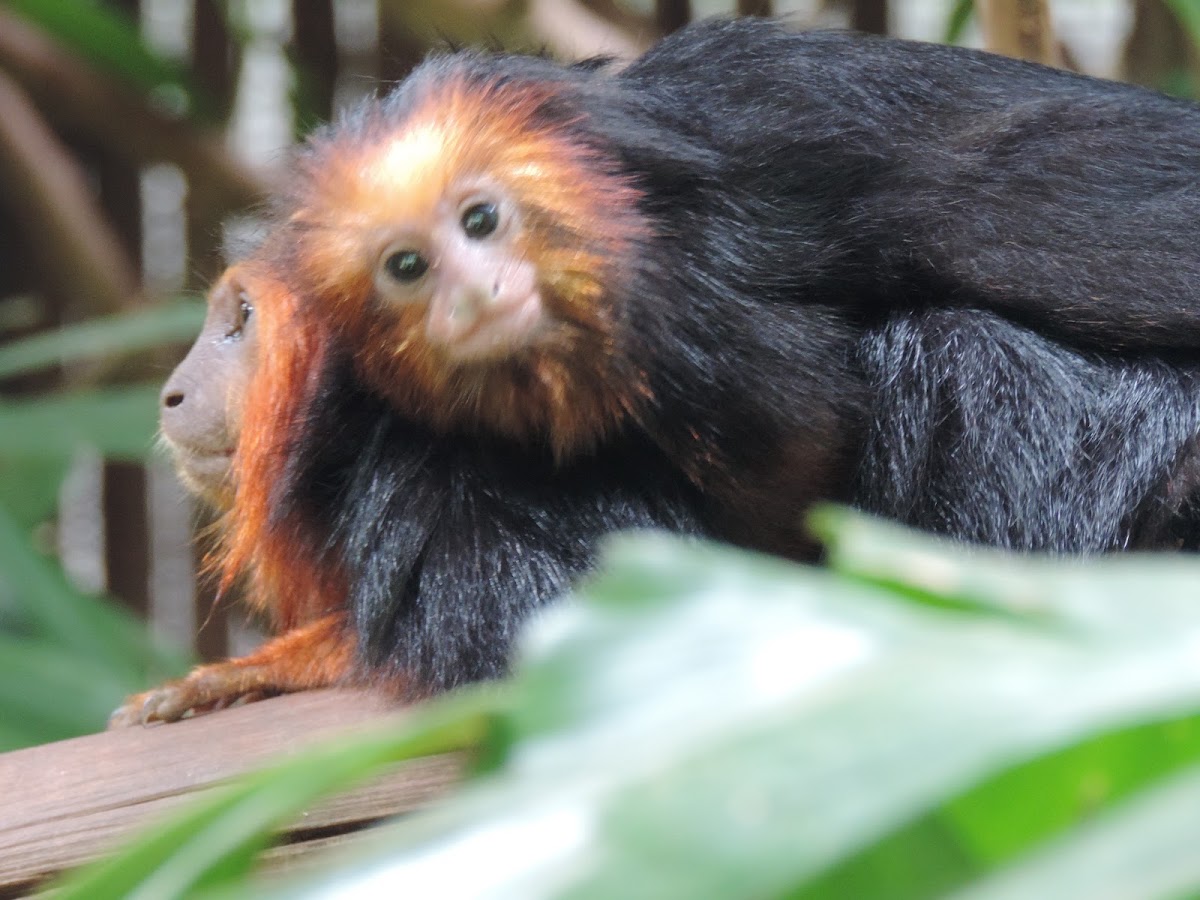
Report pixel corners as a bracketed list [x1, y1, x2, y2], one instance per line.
[271, 16, 1200, 560]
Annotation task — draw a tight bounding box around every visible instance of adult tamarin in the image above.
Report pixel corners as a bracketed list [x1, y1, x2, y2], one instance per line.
[270, 16, 1200, 561]
[114, 280, 1200, 725]
[110, 265, 358, 726]
[114, 17, 1200, 722]
[112, 258, 707, 725]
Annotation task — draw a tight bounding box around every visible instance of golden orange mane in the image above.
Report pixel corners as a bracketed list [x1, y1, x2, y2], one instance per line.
[217, 261, 347, 630]
[284, 75, 653, 456]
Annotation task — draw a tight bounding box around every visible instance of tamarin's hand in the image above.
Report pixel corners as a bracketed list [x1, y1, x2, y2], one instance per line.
[109, 614, 354, 727]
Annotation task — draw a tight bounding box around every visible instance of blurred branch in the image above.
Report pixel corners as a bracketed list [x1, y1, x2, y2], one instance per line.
[291, 0, 338, 126]
[1124, 0, 1199, 94]
[188, 0, 241, 287]
[378, 0, 529, 53]
[0, 9, 267, 214]
[577, 0, 659, 40]
[0, 71, 136, 316]
[528, 0, 649, 58]
[979, 0, 1062, 66]
[192, 0, 239, 124]
[850, 0, 888, 34]
[379, 0, 648, 61]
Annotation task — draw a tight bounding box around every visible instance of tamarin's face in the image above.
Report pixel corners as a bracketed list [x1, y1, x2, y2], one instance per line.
[160, 266, 256, 505]
[368, 182, 543, 364]
[284, 78, 648, 452]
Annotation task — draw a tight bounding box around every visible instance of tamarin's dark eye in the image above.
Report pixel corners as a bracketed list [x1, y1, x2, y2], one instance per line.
[461, 203, 499, 239]
[227, 292, 253, 339]
[385, 250, 429, 283]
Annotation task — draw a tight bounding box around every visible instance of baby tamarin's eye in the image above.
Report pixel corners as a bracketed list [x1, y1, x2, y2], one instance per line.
[384, 249, 429, 283]
[461, 202, 499, 238]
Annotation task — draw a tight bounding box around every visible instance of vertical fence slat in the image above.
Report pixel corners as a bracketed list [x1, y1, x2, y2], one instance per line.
[188, 0, 237, 288]
[1123, 0, 1199, 93]
[376, 4, 424, 87]
[292, 0, 338, 126]
[655, 0, 691, 35]
[97, 0, 151, 622]
[736, 0, 772, 17]
[850, 0, 889, 35]
[102, 461, 151, 619]
[183, 0, 242, 660]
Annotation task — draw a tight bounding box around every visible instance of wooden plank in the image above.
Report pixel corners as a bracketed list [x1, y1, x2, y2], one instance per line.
[0, 689, 461, 897]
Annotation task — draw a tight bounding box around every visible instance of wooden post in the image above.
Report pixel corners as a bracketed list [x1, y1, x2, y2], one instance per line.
[655, 0, 691, 35]
[850, 0, 888, 35]
[0, 690, 461, 897]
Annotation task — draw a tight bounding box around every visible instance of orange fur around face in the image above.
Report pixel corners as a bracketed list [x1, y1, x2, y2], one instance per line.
[112, 263, 358, 727]
[218, 261, 348, 630]
[284, 76, 652, 457]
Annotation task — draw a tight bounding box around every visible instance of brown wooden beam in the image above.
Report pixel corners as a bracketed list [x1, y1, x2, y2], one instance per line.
[0, 690, 461, 897]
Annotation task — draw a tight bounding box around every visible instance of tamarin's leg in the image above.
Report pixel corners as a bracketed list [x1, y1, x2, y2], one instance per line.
[108, 612, 355, 728]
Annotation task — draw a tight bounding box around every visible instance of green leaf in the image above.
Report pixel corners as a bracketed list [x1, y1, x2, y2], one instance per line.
[291, 532, 1200, 899]
[814, 506, 1200, 636]
[52, 521, 1200, 899]
[51, 692, 501, 900]
[0, 630, 133, 748]
[943, 0, 976, 45]
[802, 712, 1200, 899]
[0, 456, 68, 529]
[957, 763, 1200, 900]
[0, 503, 185, 683]
[1165, 0, 1200, 48]
[6, 0, 212, 119]
[0, 384, 163, 461]
[0, 301, 204, 380]
[944, 715, 1200, 864]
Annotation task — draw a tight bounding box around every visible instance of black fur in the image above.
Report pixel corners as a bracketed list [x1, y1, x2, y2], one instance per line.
[855, 310, 1200, 551]
[612, 18, 1200, 351]
[340, 18, 1200, 559]
[284, 354, 709, 691]
[272, 19, 1200, 689]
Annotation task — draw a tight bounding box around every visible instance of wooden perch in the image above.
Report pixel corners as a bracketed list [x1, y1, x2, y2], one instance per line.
[0, 690, 462, 898]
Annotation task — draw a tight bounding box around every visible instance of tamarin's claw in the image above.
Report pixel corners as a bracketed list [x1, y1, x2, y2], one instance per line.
[107, 665, 275, 728]
[106, 614, 356, 729]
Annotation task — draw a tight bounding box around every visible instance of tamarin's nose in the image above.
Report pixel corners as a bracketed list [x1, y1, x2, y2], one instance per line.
[426, 282, 497, 345]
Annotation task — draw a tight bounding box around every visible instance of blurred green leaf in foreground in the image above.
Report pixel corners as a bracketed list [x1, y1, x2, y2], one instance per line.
[53, 509, 1200, 900]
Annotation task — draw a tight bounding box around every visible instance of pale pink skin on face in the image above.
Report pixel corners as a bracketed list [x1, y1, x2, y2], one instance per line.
[370, 179, 548, 364]
[288, 79, 648, 456]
